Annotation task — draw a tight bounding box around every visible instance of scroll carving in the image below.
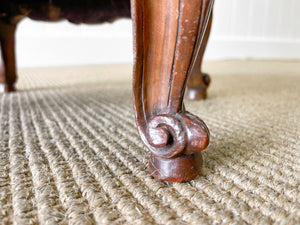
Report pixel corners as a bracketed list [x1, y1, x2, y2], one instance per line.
[131, 0, 214, 182]
[146, 112, 209, 159]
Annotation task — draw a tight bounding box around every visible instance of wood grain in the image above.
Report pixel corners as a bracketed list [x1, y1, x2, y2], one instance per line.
[131, 0, 214, 182]
[0, 0, 214, 182]
[187, 12, 213, 100]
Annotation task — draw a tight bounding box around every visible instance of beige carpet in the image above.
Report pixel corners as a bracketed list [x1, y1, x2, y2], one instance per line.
[0, 60, 299, 225]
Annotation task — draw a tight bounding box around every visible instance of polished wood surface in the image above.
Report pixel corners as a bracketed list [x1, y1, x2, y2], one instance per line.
[0, 0, 214, 182]
[187, 12, 213, 100]
[131, 0, 213, 182]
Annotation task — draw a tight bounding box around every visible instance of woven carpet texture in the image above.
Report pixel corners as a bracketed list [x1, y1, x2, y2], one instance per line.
[0, 61, 299, 225]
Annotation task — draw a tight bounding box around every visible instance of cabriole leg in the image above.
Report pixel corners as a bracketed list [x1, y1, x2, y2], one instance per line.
[186, 13, 213, 100]
[0, 21, 17, 93]
[130, 0, 214, 182]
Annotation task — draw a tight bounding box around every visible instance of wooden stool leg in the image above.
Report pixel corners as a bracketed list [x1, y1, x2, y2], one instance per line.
[130, 0, 214, 182]
[0, 21, 17, 93]
[186, 12, 213, 100]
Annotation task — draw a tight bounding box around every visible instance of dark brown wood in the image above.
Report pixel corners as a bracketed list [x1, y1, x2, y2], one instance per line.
[0, 1, 212, 97]
[0, 20, 17, 93]
[0, 0, 131, 93]
[0, 0, 214, 182]
[131, 0, 214, 182]
[187, 12, 213, 100]
[149, 152, 203, 183]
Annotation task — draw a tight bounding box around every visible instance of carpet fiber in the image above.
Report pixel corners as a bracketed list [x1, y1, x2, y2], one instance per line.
[0, 61, 299, 224]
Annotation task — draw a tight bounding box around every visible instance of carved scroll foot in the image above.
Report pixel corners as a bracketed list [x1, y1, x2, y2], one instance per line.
[131, 0, 214, 182]
[149, 152, 203, 182]
[145, 112, 209, 182]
